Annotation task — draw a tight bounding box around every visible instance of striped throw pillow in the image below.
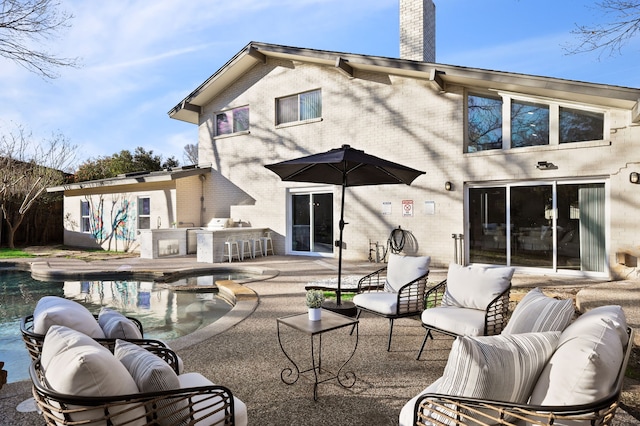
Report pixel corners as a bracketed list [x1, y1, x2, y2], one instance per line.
[502, 287, 574, 335]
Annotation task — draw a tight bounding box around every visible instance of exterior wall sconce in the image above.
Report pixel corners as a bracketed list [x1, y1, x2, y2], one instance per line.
[445, 181, 453, 191]
[630, 172, 640, 184]
[536, 161, 556, 170]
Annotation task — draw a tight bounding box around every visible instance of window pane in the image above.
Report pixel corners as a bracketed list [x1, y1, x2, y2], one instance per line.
[139, 198, 150, 215]
[216, 112, 232, 136]
[467, 94, 503, 152]
[82, 217, 90, 233]
[299, 90, 321, 121]
[511, 101, 549, 147]
[468, 187, 507, 264]
[81, 201, 89, 216]
[511, 185, 553, 267]
[559, 107, 603, 143]
[233, 106, 250, 132]
[138, 217, 150, 230]
[276, 96, 298, 124]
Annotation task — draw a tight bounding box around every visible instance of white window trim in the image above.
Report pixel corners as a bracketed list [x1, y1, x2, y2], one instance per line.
[138, 196, 151, 230]
[275, 89, 322, 126]
[80, 200, 90, 233]
[213, 105, 250, 138]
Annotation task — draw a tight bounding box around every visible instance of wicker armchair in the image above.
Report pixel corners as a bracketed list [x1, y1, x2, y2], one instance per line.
[411, 327, 634, 426]
[30, 346, 245, 426]
[353, 254, 430, 350]
[416, 264, 513, 360]
[21, 313, 167, 361]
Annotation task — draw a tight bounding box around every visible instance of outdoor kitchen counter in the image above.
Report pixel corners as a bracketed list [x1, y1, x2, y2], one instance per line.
[196, 227, 269, 263]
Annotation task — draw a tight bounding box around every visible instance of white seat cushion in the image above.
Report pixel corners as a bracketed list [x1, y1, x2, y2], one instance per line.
[34, 295, 105, 338]
[502, 287, 574, 335]
[385, 253, 430, 292]
[443, 264, 514, 310]
[399, 377, 443, 426]
[99, 307, 143, 339]
[41, 325, 145, 425]
[421, 306, 486, 336]
[178, 373, 248, 426]
[530, 305, 628, 406]
[353, 292, 397, 315]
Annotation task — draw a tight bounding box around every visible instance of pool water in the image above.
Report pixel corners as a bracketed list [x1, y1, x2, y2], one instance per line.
[0, 269, 246, 384]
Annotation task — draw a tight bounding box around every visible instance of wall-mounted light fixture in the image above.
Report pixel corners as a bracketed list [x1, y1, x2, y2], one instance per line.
[445, 181, 453, 191]
[630, 172, 640, 184]
[536, 161, 556, 170]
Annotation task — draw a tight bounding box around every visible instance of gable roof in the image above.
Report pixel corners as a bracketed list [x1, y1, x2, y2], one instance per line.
[168, 41, 640, 125]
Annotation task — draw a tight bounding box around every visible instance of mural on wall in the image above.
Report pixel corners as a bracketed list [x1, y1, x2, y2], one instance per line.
[84, 194, 137, 251]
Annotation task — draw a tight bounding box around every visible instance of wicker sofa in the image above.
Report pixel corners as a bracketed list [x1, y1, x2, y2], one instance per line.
[400, 291, 634, 426]
[30, 326, 247, 426]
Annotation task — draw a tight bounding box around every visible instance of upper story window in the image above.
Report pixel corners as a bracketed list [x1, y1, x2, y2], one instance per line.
[215, 106, 249, 137]
[138, 197, 150, 229]
[276, 89, 322, 125]
[465, 91, 605, 153]
[81, 201, 91, 233]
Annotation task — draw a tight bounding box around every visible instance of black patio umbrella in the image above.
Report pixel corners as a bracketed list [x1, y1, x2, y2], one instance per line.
[264, 144, 425, 307]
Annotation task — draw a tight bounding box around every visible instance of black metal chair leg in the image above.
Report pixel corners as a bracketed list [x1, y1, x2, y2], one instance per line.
[387, 318, 394, 351]
[349, 309, 362, 335]
[416, 328, 433, 360]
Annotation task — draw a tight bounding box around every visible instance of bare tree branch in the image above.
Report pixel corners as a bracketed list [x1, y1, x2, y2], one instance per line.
[565, 0, 640, 57]
[0, 0, 78, 79]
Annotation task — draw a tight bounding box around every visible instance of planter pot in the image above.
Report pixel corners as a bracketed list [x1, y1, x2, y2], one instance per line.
[308, 308, 322, 321]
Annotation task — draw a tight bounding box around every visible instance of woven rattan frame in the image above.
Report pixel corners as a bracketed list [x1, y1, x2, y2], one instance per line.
[30, 356, 237, 426]
[413, 328, 634, 426]
[355, 265, 429, 351]
[416, 279, 511, 360]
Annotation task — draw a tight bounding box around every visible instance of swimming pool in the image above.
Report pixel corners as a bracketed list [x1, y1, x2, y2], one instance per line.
[0, 269, 250, 384]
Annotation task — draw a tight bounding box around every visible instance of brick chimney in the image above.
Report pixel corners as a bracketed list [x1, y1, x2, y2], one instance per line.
[400, 0, 436, 62]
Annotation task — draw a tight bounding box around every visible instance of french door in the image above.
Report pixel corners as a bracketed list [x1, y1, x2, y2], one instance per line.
[468, 181, 606, 274]
[289, 190, 333, 255]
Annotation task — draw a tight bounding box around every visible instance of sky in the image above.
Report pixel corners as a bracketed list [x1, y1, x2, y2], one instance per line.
[0, 0, 639, 169]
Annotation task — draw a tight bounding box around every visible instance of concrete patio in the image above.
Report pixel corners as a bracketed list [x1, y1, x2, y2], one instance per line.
[1, 253, 639, 425]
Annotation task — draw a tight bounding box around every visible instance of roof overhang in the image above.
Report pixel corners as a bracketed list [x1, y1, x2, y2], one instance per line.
[168, 41, 640, 125]
[48, 165, 211, 193]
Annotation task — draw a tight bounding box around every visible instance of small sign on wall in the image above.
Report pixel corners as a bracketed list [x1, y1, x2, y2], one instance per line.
[382, 201, 392, 215]
[424, 201, 435, 215]
[402, 199, 414, 217]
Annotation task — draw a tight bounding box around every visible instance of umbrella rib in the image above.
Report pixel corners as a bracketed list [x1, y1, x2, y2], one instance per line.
[280, 163, 319, 181]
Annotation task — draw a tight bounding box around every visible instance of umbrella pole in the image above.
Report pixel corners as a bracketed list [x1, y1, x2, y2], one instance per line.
[337, 182, 346, 306]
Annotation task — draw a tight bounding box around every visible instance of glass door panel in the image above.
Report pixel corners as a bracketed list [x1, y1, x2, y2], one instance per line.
[510, 185, 553, 267]
[469, 187, 507, 264]
[291, 192, 334, 254]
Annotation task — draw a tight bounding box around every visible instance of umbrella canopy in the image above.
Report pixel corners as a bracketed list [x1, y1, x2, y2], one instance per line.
[265, 144, 425, 307]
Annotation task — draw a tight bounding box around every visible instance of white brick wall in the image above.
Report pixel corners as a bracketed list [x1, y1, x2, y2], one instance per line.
[194, 55, 640, 277]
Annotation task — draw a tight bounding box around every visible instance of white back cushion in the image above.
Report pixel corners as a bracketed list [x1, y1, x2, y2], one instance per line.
[530, 305, 628, 406]
[385, 254, 430, 292]
[41, 325, 145, 425]
[443, 263, 514, 310]
[34, 296, 105, 338]
[99, 307, 143, 339]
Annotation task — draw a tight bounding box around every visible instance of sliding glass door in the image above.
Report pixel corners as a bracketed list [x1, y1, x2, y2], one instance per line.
[468, 181, 606, 273]
[290, 191, 333, 255]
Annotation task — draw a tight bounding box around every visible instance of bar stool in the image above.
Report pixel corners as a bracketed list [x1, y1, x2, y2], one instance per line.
[248, 233, 264, 258]
[224, 236, 241, 263]
[237, 234, 253, 261]
[261, 231, 274, 256]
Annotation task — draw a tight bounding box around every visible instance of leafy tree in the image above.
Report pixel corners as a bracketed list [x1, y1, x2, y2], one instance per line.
[566, 0, 640, 57]
[74, 147, 180, 182]
[183, 143, 198, 165]
[0, 0, 77, 79]
[0, 123, 76, 248]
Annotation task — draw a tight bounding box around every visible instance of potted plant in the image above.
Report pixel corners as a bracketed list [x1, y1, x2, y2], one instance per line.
[306, 289, 325, 321]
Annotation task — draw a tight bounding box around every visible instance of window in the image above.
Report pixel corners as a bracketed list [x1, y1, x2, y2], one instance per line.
[467, 94, 503, 152]
[465, 92, 605, 153]
[511, 100, 549, 148]
[138, 197, 150, 229]
[215, 106, 249, 136]
[81, 201, 90, 233]
[276, 89, 321, 125]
